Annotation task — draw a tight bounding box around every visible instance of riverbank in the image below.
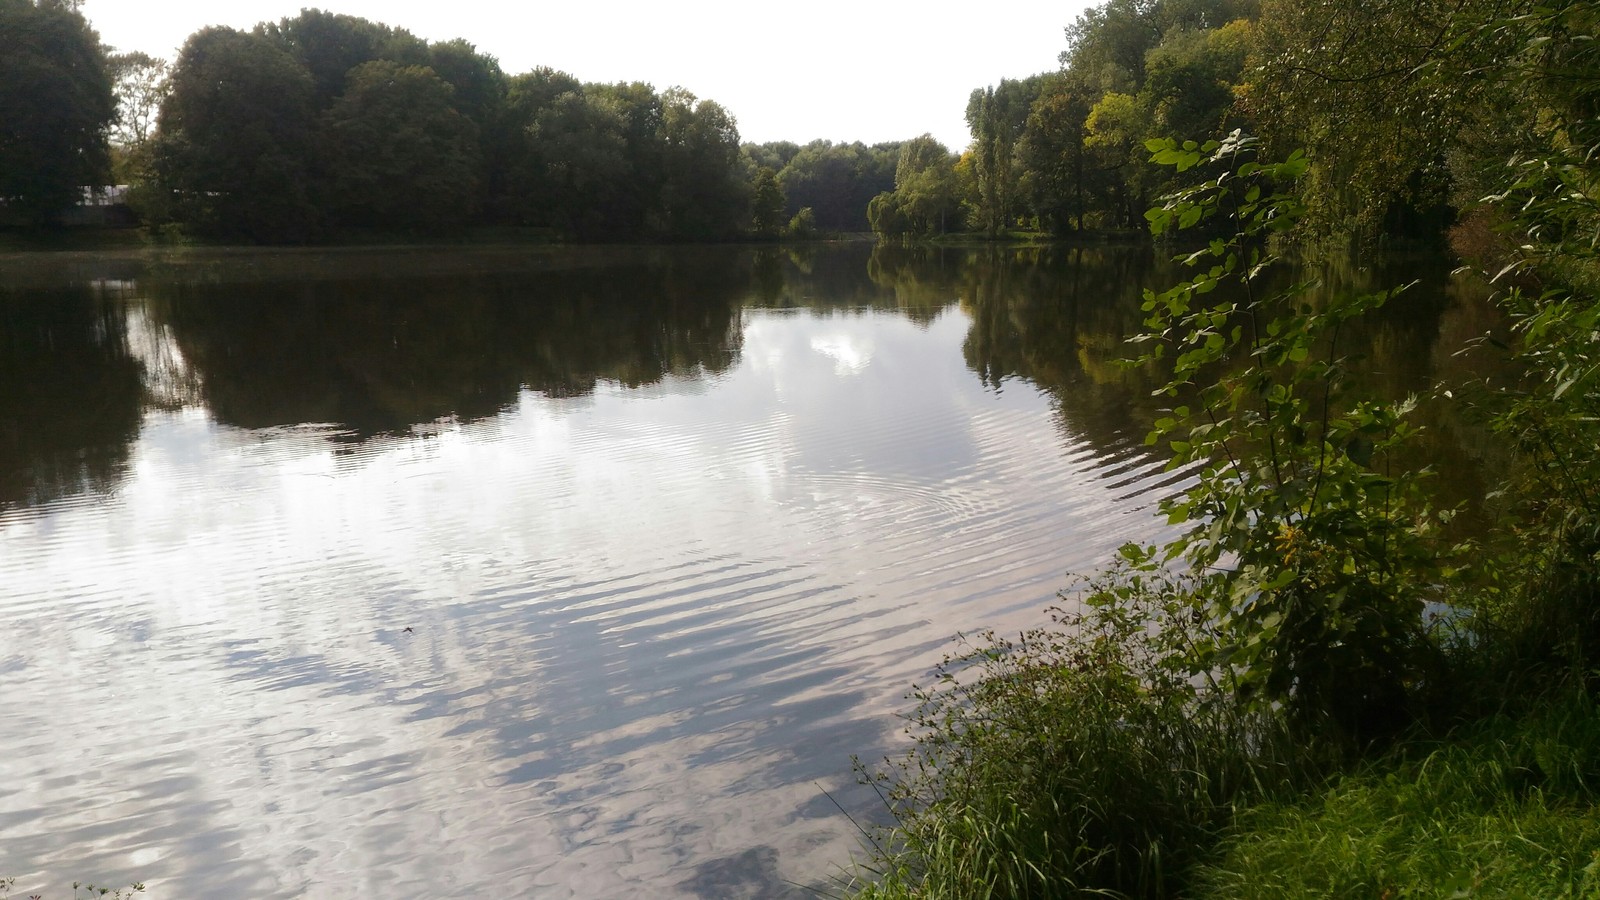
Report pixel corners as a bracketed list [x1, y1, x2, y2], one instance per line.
[836, 606, 1600, 898]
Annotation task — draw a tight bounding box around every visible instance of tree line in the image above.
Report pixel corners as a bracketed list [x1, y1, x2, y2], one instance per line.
[1, 2, 917, 243]
[4, 0, 1557, 249]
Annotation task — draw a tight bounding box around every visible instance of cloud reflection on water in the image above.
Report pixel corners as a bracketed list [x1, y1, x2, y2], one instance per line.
[0, 245, 1220, 897]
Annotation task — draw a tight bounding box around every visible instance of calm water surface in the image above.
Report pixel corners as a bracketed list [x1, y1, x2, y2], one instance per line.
[0, 243, 1491, 897]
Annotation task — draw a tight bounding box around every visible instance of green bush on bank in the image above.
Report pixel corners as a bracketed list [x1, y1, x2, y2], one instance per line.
[845, 683, 1600, 899]
[844, 568, 1322, 900]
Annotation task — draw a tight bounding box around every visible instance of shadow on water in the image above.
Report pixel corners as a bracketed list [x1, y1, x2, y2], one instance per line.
[140, 246, 751, 442]
[0, 282, 144, 511]
[677, 846, 807, 900]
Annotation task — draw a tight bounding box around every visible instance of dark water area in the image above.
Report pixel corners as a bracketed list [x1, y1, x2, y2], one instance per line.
[0, 242, 1499, 896]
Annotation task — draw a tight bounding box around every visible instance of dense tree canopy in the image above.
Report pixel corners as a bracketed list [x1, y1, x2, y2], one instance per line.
[655, 89, 746, 240]
[108, 10, 773, 242]
[756, 139, 900, 232]
[153, 26, 321, 241]
[0, 0, 115, 225]
[319, 61, 481, 231]
[750, 166, 785, 237]
[868, 135, 960, 236]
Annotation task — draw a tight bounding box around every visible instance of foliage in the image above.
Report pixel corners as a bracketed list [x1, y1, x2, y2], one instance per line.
[868, 135, 960, 237]
[654, 88, 747, 240]
[1017, 79, 1092, 233]
[934, 0, 1259, 239]
[847, 566, 1309, 900]
[107, 51, 168, 148]
[772, 140, 900, 232]
[750, 166, 785, 237]
[258, 9, 428, 106]
[1464, 0, 1600, 674]
[785, 207, 818, 240]
[128, 7, 779, 242]
[1245, 0, 1517, 246]
[152, 27, 321, 241]
[319, 61, 481, 232]
[850, 3, 1600, 895]
[965, 78, 1042, 236]
[0, 0, 115, 225]
[1082, 90, 1154, 227]
[1131, 131, 1447, 740]
[517, 82, 632, 237]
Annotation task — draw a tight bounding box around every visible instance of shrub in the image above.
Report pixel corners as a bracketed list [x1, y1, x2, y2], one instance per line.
[847, 567, 1314, 899]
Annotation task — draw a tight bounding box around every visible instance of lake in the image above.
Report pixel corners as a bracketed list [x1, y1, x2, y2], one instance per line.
[0, 241, 1493, 897]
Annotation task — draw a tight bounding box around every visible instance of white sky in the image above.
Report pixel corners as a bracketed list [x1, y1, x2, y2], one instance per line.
[80, 0, 1088, 152]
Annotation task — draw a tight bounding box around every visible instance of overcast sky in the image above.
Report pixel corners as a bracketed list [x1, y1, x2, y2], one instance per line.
[80, 1, 1088, 151]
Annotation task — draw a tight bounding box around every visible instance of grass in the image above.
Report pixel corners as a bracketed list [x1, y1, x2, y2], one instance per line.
[1194, 691, 1600, 899]
[0, 879, 145, 899]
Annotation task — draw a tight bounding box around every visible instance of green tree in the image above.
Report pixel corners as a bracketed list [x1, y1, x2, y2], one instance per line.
[494, 67, 584, 226]
[319, 61, 481, 232]
[586, 80, 667, 234]
[786, 206, 818, 239]
[107, 50, 168, 148]
[1138, 19, 1250, 142]
[776, 140, 899, 232]
[1083, 91, 1151, 227]
[260, 10, 428, 107]
[152, 26, 320, 241]
[1018, 79, 1093, 232]
[524, 86, 630, 238]
[0, 0, 115, 225]
[655, 88, 745, 239]
[866, 191, 908, 235]
[1136, 133, 1436, 739]
[1246, 0, 1514, 244]
[106, 49, 170, 209]
[427, 39, 505, 128]
[425, 39, 505, 214]
[966, 78, 1042, 235]
[494, 72, 664, 237]
[893, 134, 959, 235]
[1061, 0, 1162, 95]
[751, 166, 785, 237]
[743, 140, 800, 175]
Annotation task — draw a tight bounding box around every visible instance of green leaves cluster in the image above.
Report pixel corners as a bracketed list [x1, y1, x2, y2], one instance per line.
[0, 0, 115, 226]
[1465, 0, 1600, 668]
[867, 134, 962, 237]
[1124, 132, 1445, 740]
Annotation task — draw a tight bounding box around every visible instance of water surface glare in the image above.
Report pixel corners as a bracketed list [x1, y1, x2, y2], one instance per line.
[0, 243, 1474, 896]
